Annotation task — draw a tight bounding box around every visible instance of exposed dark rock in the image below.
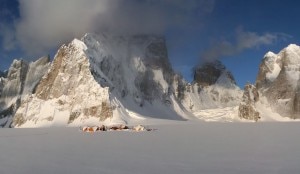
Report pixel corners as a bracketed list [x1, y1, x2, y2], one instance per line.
[238, 84, 260, 121]
[0, 71, 5, 78]
[193, 60, 236, 86]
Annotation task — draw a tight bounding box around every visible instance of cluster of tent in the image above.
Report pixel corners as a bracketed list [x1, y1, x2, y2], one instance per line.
[80, 124, 154, 133]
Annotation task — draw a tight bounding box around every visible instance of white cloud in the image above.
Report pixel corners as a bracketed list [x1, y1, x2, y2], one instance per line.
[0, 23, 16, 51]
[201, 28, 290, 61]
[1, 0, 215, 56]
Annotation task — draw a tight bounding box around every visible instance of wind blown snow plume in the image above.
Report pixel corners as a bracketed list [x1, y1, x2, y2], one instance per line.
[201, 29, 289, 62]
[1, 0, 214, 56]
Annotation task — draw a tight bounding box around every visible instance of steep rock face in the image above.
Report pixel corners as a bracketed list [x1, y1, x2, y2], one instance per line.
[0, 71, 4, 96]
[182, 60, 242, 111]
[83, 34, 174, 103]
[0, 57, 50, 127]
[294, 82, 300, 117]
[238, 84, 260, 121]
[256, 44, 300, 119]
[0, 60, 28, 108]
[14, 39, 112, 127]
[0, 75, 5, 115]
[0, 71, 8, 97]
[23, 56, 51, 94]
[172, 74, 186, 101]
[82, 33, 187, 121]
[0, 60, 28, 127]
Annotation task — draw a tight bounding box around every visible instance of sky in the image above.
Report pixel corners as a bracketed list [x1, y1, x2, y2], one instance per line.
[0, 0, 300, 87]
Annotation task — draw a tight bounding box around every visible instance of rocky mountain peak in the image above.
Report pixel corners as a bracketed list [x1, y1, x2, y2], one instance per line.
[256, 44, 300, 88]
[6, 59, 29, 82]
[285, 44, 300, 52]
[256, 50, 282, 89]
[251, 44, 300, 120]
[280, 44, 300, 68]
[13, 37, 113, 127]
[35, 39, 89, 100]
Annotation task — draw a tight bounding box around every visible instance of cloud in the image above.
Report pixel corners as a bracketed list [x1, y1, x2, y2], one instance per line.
[0, 0, 215, 57]
[201, 28, 290, 62]
[0, 23, 16, 51]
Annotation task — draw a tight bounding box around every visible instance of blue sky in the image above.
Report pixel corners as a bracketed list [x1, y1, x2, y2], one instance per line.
[0, 0, 299, 87]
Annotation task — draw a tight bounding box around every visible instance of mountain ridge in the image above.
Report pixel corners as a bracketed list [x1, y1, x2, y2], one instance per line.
[1, 33, 299, 127]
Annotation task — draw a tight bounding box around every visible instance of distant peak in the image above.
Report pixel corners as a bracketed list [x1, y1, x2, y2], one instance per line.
[284, 44, 300, 52]
[286, 43, 299, 49]
[193, 60, 235, 86]
[10, 59, 28, 68]
[264, 51, 276, 58]
[12, 59, 23, 64]
[70, 38, 87, 50]
[197, 60, 226, 71]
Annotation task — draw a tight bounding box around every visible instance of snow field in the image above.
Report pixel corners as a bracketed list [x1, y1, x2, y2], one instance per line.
[1, 122, 300, 174]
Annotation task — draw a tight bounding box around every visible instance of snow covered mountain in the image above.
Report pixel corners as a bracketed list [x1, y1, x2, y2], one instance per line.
[13, 33, 192, 127]
[0, 57, 50, 127]
[178, 61, 243, 121]
[239, 44, 300, 121]
[187, 60, 242, 109]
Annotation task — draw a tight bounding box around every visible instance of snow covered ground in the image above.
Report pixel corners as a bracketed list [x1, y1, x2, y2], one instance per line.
[1, 121, 300, 174]
[193, 106, 239, 122]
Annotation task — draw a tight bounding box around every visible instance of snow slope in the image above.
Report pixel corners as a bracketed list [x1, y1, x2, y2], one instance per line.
[182, 73, 242, 111]
[193, 106, 240, 122]
[1, 122, 300, 174]
[255, 95, 300, 122]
